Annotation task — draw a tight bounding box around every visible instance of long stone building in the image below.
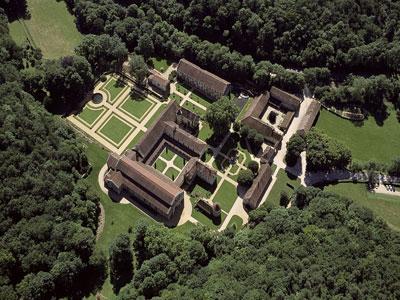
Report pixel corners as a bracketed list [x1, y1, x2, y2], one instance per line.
[177, 59, 231, 100]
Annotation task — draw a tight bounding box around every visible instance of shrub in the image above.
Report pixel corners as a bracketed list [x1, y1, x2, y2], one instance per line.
[254, 133, 264, 147]
[100, 75, 107, 82]
[268, 111, 277, 124]
[233, 121, 241, 132]
[248, 128, 257, 140]
[280, 191, 290, 207]
[237, 169, 254, 186]
[247, 160, 259, 174]
[240, 125, 249, 138]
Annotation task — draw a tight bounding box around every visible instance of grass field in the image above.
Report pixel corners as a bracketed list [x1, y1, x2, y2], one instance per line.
[150, 57, 170, 73]
[182, 101, 206, 117]
[119, 95, 154, 120]
[190, 92, 212, 108]
[266, 169, 301, 207]
[176, 83, 190, 95]
[102, 78, 127, 103]
[11, 0, 83, 58]
[213, 181, 238, 211]
[153, 158, 167, 173]
[170, 93, 183, 104]
[323, 182, 400, 231]
[98, 115, 134, 145]
[165, 167, 180, 181]
[8, 21, 27, 45]
[316, 106, 400, 164]
[173, 155, 186, 169]
[161, 147, 175, 160]
[76, 106, 106, 128]
[227, 215, 243, 230]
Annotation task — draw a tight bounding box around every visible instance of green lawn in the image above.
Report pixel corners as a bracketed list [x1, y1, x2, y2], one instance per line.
[76, 106, 106, 128]
[98, 115, 134, 145]
[119, 95, 154, 120]
[190, 92, 212, 108]
[198, 122, 214, 142]
[192, 208, 226, 229]
[176, 83, 190, 95]
[266, 169, 301, 207]
[323, 182, 400, 231]
[173, 155, 186, 169]
[153, 158, 167, 173]
[126, 130, 145, 149]
[213, 181, 238, 211]
[165, 167, 180, 181]
[145, 104, 167, 128]
[316, 106, 400, 164]
[237, 97, 254, 121]
[227, 215, 243, 231]
[15, 0, 83, 58]
[8, 20, 27, 45]
[182, 101, 206, 117]
[102, 78, 127, 103]
[161, 147, 175, 161]
[170, 93, 183, 104]
[150, 57, 170, 73]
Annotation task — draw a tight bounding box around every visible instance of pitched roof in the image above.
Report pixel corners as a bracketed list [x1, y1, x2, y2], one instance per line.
[241, 93, 270, 121]
[107, 154, 183, 207]
[148, 72, 170, 90]
[298, 99, 321, 133]
[177, 59, 231, 95]
[270, 86, 301, 111]
[279, 111, 295, 131]
[243, 163, 273, 209]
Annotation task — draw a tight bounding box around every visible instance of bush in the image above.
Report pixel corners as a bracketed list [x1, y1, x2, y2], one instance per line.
[247, 160, 259, 174]
[233, 121, 241, 132]
[268, 111, 277, 124]
[100, 75, 107, 82]
[248, 128, 257, 140]
[254, 133, 264, 147]
[240, 125, 249, 138]
[280, 191, 290, 207]
[237, 169, 254, 186]
[168, 70, 177, 82]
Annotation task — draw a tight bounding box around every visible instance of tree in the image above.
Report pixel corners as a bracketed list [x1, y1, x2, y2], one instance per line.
[75, 34, 128, 75]
[109, 234, 133, 292]
[135, 34, 154, 59]
[279, 191, 290, 207]
[129, 54, 148, 85]
[237, 169, 254, 186]
[240, 125, 250, 138]
[388, 157, 400, 176]
[285, 133, 306, 167]
[42, 55, 94, 112]
[247, 160, 259, 174]
[205, 96, 239, 136]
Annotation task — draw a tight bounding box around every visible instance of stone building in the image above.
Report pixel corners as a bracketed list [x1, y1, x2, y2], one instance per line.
[177, 59, 231, 100]
[148, 71, 170, 98]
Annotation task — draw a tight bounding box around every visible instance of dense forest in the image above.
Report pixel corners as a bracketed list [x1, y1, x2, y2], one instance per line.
[115, 188, 400, 299]
[0, 10, 106, 298]
[64, 0, 400, 116]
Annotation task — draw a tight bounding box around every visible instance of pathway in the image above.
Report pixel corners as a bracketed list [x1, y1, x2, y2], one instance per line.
[68, 75, 168, 155]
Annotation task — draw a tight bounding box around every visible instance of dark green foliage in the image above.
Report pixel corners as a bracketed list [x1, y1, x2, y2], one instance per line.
[239, 125, 249, 138]
[129, 54, 148, 85]
[41, 55, 94, 112]
[232, 121, 241, 132]
[388, 157, 400, 176]
[279, 191, 290, 208]
[247, 160, 259, 174]
[237, 169, 254, 186]
[306, 129, 352, 171]
[205, 96, 239, 136]
[109, 234, 133, 293]
[75, 34, 128, 75]
[285, 132, 306, 166]
[0, 14, 105, 298]
[160, 190, 400, 299]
